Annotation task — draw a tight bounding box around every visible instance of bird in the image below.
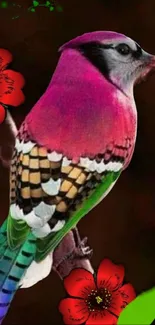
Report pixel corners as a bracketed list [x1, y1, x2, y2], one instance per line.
[0, 30, 154, 322]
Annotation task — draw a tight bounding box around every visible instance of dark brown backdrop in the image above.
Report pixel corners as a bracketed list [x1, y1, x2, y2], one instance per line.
[0, 0, 155, 324]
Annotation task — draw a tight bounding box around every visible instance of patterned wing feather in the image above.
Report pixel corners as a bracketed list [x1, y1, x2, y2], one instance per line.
[9, 134, 131, 258]
[9, 143, 99, 248]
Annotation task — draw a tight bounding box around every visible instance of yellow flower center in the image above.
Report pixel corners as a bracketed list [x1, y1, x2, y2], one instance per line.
[85, 288, 112, 312]
[95, 296, 103, 304]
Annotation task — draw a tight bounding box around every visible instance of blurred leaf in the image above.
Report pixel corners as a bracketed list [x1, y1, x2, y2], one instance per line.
[31, 7, 36, 12]
[118, 287, 155, 325]
[46, 1, 51, 6]
[49, 5, 54, 11]
[0, 1, 8, 8]
[33, 1, 39, 7]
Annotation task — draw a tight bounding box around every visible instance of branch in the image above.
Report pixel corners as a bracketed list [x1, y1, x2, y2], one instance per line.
[53, 227, 94, 279]
[0, 110, 17, 168]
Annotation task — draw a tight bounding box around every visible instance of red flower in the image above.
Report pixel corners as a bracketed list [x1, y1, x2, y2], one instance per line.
[0, 48, 25, 124]
[59, 259, 136, 325]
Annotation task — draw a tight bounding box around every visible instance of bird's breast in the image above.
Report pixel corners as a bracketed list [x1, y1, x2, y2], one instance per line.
[25, 79, 137, 167]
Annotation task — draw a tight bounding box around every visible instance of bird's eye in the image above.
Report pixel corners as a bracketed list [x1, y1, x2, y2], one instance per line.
[116, 43, 131, 56]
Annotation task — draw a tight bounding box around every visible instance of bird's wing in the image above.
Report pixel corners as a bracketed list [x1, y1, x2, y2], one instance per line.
[9, 135, 131, 261]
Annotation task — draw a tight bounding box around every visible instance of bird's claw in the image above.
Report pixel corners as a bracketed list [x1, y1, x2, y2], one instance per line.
[74, 245, 93, 259]
[73, 232, 93, 259]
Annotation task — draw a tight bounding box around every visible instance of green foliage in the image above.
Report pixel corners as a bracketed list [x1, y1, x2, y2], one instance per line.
[118, 287, 155, 325]
[46, 1, 51, 6]
[0, 1, 8, 8]
[33, 0, 39, 6]
[4, 1, 63, 19]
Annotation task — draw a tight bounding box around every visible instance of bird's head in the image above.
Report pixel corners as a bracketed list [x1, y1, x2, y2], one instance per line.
[60, 31, 155, 96]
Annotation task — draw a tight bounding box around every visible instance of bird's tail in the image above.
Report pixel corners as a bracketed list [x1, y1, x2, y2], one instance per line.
[0, 220, 36, 324]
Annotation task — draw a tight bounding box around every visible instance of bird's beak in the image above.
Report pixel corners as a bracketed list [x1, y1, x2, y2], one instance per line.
[135, 51, 155, 84]
[142, 51, 155, 68]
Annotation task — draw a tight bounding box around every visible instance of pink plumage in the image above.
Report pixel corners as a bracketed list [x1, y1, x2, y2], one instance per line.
[24, 31, 138, 167]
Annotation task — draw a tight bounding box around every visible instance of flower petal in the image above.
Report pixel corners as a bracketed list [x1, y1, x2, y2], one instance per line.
[59, 298, 89, 324]
[3, 70, 25, 88]
[86, 310, 117, 325]
[64, 269, 96, 299]
[0, 104, 6, 124]
[0, 70, 25, 106]
[97, 259, 124, 291]
[109, 283, 136, 316]
[0, 49, 12, 70]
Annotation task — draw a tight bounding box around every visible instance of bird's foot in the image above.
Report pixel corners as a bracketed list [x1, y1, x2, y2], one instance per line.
[72, 228, 93, 259]
[53, 227, 94, 279]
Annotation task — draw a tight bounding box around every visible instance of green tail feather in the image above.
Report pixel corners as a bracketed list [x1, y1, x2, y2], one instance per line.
[0, 220, 36, 323]
[0, 220, 8, 259]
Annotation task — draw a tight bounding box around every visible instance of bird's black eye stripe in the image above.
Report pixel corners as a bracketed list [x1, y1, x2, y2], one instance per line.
[78, 42, 110, 77]
[132, 43, 142, 59]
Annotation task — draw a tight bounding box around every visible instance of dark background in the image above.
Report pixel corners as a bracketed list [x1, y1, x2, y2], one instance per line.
[0, 0, 155, 324]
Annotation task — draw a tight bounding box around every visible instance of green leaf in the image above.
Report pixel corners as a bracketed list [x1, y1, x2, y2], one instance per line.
[33, 0, 39, 7]
[49, 5, 54, 11]
[31, 8, 36, 12]
[0, 1, 8, 8]
[46, 0, 51, 6]
[117, 287, 155, 325]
